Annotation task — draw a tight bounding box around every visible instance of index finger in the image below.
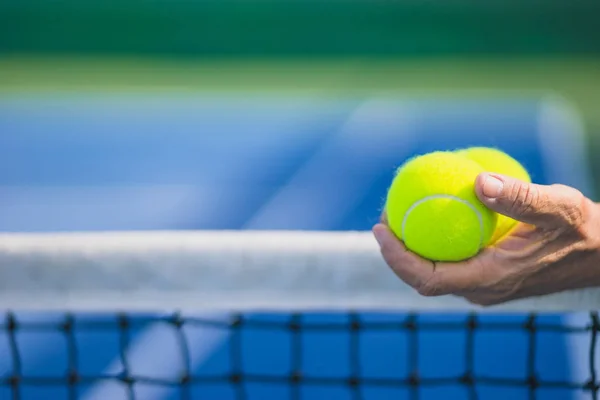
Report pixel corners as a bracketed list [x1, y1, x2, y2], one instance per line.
[373, 223, 435, 291]
[373, 223, 488, 296]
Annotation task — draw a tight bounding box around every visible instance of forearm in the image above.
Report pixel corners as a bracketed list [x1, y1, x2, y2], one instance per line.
[586, 201, 600, 286]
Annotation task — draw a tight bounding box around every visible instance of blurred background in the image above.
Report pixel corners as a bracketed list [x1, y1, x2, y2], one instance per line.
[1, 0, 600, 399]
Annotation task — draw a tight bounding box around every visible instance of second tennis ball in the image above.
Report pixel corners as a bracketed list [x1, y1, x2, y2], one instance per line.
[457, 147, 531, 244]
[385, 152, 498, 262]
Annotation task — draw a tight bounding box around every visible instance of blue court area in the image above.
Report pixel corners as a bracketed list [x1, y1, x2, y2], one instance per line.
[0, 95, 595, 399]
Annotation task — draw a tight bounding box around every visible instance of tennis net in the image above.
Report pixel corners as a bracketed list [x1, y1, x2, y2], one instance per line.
[0, 230, 599, 400]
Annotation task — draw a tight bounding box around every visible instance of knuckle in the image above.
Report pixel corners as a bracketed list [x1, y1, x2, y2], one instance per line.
[380, 245, 403, 269]
[509, 183, 539, 218]
[416, 284, 437, 297]
[416, 274, 444, 297]
[551, 185, 587, 228]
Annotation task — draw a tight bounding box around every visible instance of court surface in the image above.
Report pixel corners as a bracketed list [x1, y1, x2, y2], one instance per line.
[0, 94, 596, 399]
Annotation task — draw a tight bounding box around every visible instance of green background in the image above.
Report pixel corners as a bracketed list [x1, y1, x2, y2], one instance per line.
[2, 0, 599, 56]
[2, 0, 600, 193]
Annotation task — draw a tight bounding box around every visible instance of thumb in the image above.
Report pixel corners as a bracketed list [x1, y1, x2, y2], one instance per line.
[475, 173, 587, 229]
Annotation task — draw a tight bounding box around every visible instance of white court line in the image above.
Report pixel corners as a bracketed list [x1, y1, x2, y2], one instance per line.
[245, 98, 417, 230]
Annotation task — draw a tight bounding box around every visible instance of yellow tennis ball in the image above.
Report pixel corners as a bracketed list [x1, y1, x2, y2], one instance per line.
[385, 151, 498, 262]
[457, 147, 531, 244]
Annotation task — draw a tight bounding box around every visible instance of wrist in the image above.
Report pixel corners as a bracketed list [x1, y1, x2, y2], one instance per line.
[585, 201, 600, 243]
[583, 201, 600, 286]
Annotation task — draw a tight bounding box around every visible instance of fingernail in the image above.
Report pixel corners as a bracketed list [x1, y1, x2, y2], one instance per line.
[482, 174, 504, 198]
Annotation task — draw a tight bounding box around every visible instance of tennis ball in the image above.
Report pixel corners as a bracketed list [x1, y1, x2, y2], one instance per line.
[385, 151, 497, 262]
[457, 147, 531, 244]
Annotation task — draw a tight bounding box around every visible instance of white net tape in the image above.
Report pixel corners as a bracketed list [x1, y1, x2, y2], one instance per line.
[0, 230, 599, 312]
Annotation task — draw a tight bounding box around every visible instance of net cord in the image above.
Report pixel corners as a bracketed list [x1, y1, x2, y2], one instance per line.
[0, 230, 598, 312]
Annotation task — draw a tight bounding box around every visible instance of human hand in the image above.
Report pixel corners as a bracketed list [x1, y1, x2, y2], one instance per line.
[373, 173, 600, 306]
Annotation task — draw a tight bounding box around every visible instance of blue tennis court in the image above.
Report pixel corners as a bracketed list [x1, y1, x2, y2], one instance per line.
[0, 94, 595, 399]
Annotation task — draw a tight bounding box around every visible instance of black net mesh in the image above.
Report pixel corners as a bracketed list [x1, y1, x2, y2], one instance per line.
[0, 311, 598, 400]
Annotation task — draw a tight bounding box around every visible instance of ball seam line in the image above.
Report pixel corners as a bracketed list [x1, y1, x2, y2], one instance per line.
[401, 194, 485, 250]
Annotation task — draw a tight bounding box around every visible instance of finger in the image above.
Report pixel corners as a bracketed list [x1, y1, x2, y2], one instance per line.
[380, 209, 388, 224]
[491, 223, 553, 254]
[373, 224, 487, 296]
[475, 173, 588, 229]
[432, 251, 496, 295]
[373, 223, 435, 291]
[464, 295, 499, 307]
